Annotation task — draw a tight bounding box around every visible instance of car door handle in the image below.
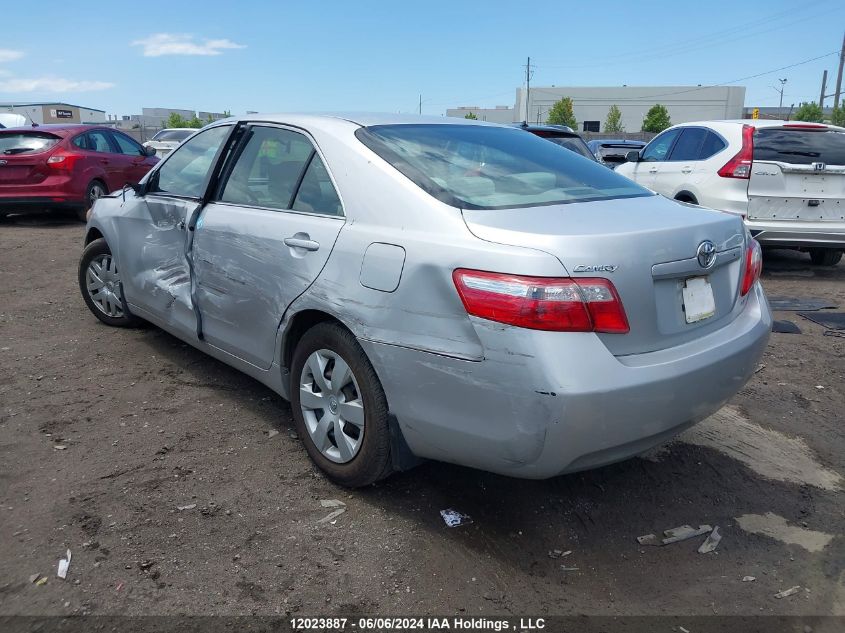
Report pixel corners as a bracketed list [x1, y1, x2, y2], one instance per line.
[681, 166, 692, 174]
[648, 168, 658, 174]
[99, 158, 109, 164]
[283, 237, 320, 252]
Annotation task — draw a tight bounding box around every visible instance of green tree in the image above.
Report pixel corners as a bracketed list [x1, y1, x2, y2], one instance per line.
[165, 112, 189, 128]
[464, 111, 478, 120]
[605, 104, 624, 133]
[547, 97, 577, 129]
[793, 101, 824, 123]
[830, 105, 845, 127]
[187, 115, 205, 128]
[641, 104, 671, 133]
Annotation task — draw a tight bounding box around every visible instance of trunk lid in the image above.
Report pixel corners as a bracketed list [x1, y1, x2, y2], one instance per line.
[462, 194, 747, 356]
[748, 125, 845, 222]
[0, 131, 61, 185]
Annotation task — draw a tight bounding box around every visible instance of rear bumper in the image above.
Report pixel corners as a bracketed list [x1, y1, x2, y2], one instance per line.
[746, 219, 845, 249]
[361, 283, 771, 479]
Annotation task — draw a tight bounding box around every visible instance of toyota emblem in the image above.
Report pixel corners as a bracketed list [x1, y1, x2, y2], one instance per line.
[697, 240, 717, 269]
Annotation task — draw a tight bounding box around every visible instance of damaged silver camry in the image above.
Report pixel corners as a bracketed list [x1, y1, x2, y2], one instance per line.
[78, 114, 772, 487]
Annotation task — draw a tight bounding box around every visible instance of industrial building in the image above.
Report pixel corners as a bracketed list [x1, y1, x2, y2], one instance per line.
[0, 102, 106, 125]
[448, 86, 746, 131]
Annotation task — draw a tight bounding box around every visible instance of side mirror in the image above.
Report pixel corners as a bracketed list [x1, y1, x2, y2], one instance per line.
[625, 150, 640, 162]
[143, 146, 157, 157]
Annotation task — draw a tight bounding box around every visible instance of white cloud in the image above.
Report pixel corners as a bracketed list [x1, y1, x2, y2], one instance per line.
[0, 76, 115, 92]
[132, 33, 246, 57]
[0, 49, 24, 63]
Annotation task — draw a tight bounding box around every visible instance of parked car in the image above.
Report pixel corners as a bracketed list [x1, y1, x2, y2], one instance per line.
[587, 139, 647, 168]
[616, 120, 845, 266]
[0, 113, 27, 129]
[512, 123, 598, 161]
[0, 124, 158, 221]
[78, 114, 770, 487]
[143, 128, 195, 159]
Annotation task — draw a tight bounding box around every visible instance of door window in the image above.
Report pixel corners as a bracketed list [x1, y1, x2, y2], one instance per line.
[152, 125, 232, 198]
[73, 130, 113, 153]
[292, 155, 343, 216]
[641, 129, 680, 162]
[111, 131, 145, 156]
[668, 128, 707, 161]
[219, 126, 327, 211]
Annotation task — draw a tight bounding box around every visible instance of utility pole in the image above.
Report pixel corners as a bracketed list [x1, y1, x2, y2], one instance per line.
[820, 70, 828, 108]
[776, 78, 787, 117]
[834, 31, 845, 109]
[524, 56, 533, 123]
[419, 94, 422, 115]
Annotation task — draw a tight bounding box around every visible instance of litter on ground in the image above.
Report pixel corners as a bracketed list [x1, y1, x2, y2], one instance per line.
[318, 499, 347, 524]
[57, 549, 71, 579]
[698, 526, 722, 553]
[774, 586, 801, 599]
[440, 509, 472, 528]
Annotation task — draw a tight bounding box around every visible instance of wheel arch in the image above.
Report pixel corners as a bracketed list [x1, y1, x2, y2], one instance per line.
[84, 226, 104, 245]
[674, 190, 698, 204]
[280, 309, 352, 371]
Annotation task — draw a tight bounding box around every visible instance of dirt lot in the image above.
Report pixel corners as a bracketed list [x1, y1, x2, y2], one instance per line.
[1, 213, 844, 619]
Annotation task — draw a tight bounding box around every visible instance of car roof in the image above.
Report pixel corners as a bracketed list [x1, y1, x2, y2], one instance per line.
[0, 124, 111, 137]
[223, 112, 504, 129]
[673, 119, 845, 132]
[157, 128, 196, 132]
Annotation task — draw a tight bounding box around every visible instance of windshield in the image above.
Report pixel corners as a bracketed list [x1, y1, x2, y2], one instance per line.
[152, 129, 194, 142]
[356, 124, 650, 210]
[0, 132, 60, 155]
[754, 128, 845, 165]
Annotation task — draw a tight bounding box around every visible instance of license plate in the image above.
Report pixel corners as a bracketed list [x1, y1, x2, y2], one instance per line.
[682, 276, 715, 324]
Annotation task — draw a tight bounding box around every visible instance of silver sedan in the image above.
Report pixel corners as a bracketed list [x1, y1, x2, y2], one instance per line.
[78, 114, 771, 487]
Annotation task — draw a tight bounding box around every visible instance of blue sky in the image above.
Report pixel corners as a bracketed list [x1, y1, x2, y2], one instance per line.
[0, 0, 843, 117]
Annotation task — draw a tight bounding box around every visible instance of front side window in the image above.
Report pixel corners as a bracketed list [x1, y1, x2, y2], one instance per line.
[111, 131, 145, 156]
[668, 128, 707, 161]
[641, 129, 680, 162]
[356, 124, 649, 210]
[219, 126, 335, 212]
[153, 125, 231, 198]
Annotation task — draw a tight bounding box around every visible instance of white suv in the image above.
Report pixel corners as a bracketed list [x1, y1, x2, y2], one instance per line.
[616, 120, 845, 266]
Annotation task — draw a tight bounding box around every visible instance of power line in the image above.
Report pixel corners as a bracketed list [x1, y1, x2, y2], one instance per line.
[527, 50, 840, 103]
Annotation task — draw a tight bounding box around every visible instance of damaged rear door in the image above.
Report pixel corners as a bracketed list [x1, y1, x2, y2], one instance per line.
[191, 124, 345, 369]
[119, 124, 235, 338]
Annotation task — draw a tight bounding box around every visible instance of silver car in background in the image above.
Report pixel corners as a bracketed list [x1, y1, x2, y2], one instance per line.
[78, 114, 771, 487]
[142, 127, 195, 158]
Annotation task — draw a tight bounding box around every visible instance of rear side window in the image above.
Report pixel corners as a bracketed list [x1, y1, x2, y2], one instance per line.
[754, 128, 845, 165]
[0, 132, 60, 155]
[669, 128, 707, 161]
[73, 131, 113, 153]
[699, 131, 726, 159]
[152, 129, 193, 142]
[544, 136, 596, 160]
[356, 124, 649, 210]
[153, 125, 232, 197]
[292, 155, 343, 216]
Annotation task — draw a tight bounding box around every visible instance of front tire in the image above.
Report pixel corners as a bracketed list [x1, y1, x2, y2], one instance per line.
[290, 322, 393, 487]
[809, 248, 843, 267]
[78, 238, 141, 327]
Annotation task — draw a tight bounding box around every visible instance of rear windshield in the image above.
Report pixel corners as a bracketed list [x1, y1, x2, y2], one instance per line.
[543, 136, 596, 160]
[754, 128, 845, 165]
[152, 129, 193, 142]
[355, 124, 650, 210]
[0, 132, 60, 155]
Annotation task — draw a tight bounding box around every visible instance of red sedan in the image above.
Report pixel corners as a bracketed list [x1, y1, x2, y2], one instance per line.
[0, 124, 159, 221]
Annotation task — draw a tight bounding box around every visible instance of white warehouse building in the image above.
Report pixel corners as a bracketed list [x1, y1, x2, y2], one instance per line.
[515, 86, 746, 132]
[449, 86, 746, 132]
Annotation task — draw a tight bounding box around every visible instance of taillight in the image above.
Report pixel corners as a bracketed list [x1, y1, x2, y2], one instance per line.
[46, 150, 82, 171]
[452, 269, 630, 333]
[718, 124, 754, 179]
[740, 239, 762, 296]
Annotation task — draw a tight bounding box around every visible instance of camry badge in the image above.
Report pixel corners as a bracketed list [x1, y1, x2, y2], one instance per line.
[697, 240, 717, 269]
[573, 264, 618, 273]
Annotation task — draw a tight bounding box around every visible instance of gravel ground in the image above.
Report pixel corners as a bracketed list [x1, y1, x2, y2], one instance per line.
[1, 213, 843, 618]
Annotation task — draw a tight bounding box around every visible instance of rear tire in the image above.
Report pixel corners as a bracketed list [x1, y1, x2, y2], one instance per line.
[809, 248, 843, 266]
[290, 322, 393, 487]
[78, 238, 142, 327]
[81, 180, 107, 222]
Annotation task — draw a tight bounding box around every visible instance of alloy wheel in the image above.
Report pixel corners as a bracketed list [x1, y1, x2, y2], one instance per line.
[85, 254, 125, 318]
[299, 349, 365, 463]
